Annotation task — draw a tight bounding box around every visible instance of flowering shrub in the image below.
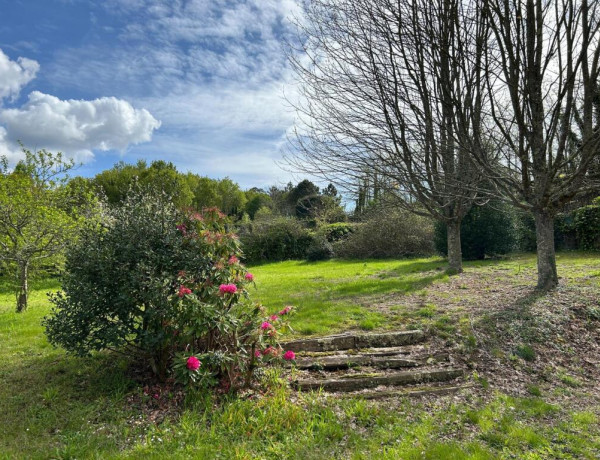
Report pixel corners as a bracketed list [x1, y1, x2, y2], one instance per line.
[43, 191, 295, 390]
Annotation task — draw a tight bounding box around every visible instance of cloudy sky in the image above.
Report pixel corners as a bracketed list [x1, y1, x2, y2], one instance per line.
[0, 0, 303, 188]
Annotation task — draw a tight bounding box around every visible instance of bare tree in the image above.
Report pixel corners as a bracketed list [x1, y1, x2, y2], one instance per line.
[459, 0, 600, 289]
[287, 0, 488, 273]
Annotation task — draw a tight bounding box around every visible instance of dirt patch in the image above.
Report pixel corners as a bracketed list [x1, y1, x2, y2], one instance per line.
[368, 263, 600, 406]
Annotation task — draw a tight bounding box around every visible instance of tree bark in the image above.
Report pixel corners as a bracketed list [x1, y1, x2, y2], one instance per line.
[534, 210, 558, 290]
[16, 261, 29, 313]
[447, 220, 463, 274]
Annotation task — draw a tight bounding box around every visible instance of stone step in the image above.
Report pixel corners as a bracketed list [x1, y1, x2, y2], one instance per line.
[294, 344, 429, 358]
[283, 330, 425, 353]
[294, 367, 463, 392]
[295, 352, 449, 371]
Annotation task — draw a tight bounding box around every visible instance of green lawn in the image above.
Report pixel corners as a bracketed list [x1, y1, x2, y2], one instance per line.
[1, 254, 599, 459]
[249, 257, 448, 335]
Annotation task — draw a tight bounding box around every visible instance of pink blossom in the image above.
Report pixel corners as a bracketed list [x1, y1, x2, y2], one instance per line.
[186, 356, 201, 371]
[262, 346, 278, 357]
[228, 255, 239, 265]
[283, 350, 296, 361]
[178, 285, 192, 297]
[270, 314, 279, 321]
[254, 350, 262, 358]
[245, 273, 254, 282]
[219, 284, 238, 294]
[279, 306, 293, 315]
[260, 321, 272, 330]
[176, 224, 187, 235]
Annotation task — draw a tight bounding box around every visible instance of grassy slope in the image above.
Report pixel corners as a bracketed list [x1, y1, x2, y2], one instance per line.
[249, 257, 448, 335]
[0, 255, 598, 459]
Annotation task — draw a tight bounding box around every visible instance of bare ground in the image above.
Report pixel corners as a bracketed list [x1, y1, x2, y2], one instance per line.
[366, 260, 600, 407]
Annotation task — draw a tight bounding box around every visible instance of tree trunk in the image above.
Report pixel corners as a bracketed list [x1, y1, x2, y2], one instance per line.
[447, 220, 463, 274]
[16, 261, 29, 313]
[534, 210, 558, 290]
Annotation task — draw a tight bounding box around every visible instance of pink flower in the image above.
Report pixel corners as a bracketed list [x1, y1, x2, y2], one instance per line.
[228, 255, 239, 265]
[270, 314, 279, 321]
[186, 356, 201, 371]
[262, 346, 278, 357]
[254, 350, 262, 358]
[178, 285, 192, 297]
[176, 224, 187, 235]
[260, 321, 272, 330]
[245, 273, 254, 282]
[283, 350, 296, 361]
[279, 306, 293, 315]
[219, 284, 238, 294]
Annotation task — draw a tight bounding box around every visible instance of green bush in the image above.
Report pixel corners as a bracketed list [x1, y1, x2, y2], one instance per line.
[44, 192, 292, 388]
[319, 222, 355, 243]
[515, 211, 537, 252]
[306, 236, 334, 261]
[513, 197, 600, 252]
[573, 198, 600, 250]
[240, 217, 314, 263]
[334, 207, 434, 258]
[554, 212, 578, 250]
[435, 202, 516, 260]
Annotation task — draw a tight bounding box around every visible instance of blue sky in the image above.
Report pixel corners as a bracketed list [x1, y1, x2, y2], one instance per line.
[0, 0, 303, 189]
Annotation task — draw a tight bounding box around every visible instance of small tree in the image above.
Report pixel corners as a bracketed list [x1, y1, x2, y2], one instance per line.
[0, 149, 80, 312]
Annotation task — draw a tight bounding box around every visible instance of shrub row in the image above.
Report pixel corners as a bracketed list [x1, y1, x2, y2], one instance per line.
[240, 196, 600, 264]
[239, 210, 434, 263]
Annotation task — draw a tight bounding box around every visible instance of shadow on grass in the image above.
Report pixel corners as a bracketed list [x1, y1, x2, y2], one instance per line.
[328, 272, 448, 299]
[0, 349, 149, 458]
[473, 286, 551, 346]
[0, 276, 61, 295]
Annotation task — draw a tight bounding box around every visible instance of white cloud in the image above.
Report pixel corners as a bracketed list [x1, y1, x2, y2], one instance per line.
[0, 49, 39, 102]
[7, 1, 307, 186]
[0, 91, 161, 163]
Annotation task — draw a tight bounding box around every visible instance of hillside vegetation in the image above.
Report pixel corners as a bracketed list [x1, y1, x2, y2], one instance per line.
[1, 253, 599, 458]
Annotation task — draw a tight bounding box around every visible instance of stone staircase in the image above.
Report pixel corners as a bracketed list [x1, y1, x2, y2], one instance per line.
[283, 330, 465, 398]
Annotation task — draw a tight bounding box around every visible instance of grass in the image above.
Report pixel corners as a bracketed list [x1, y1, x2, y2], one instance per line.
[1, 254, 599, 459]
[249, 257, 448, 335]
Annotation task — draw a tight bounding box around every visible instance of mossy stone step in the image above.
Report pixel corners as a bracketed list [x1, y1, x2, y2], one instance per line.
[295, 353, 449, 371]
[284, 330, 425, 353]
[294, 368, 463, 392]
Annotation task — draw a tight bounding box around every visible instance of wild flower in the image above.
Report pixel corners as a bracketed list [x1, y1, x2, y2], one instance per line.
[283, 350, 296, 361]
[279, 306, 293, 315]
[178, 285, 192, 297]
[219, 284, 237, 294]
[186, 356, 201, 371]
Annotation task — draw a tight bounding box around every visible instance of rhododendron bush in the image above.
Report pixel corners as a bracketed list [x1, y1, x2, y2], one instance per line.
[43, 191, 294, 389]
